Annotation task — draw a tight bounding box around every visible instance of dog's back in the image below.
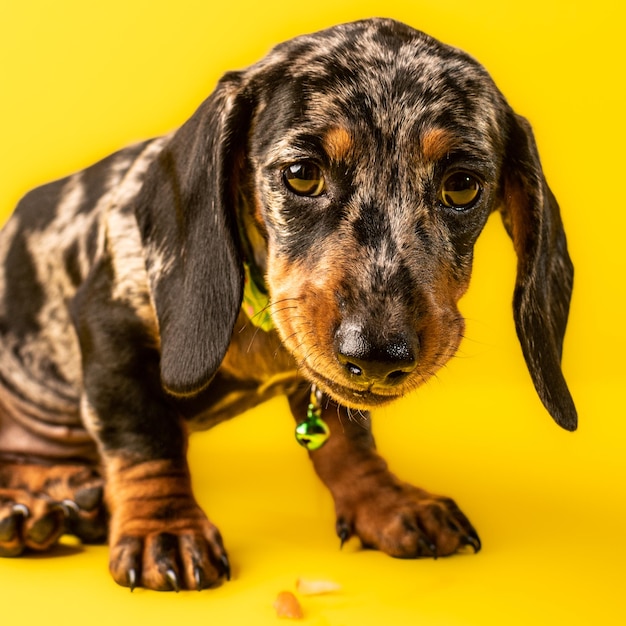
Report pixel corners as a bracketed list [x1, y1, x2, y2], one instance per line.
[0, 140, 158, 461]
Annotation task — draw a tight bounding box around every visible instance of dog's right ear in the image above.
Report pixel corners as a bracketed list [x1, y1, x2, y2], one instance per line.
[134, 72, 252, 397]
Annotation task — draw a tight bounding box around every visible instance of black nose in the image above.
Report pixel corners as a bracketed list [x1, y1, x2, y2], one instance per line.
[334, 323, 418, 386]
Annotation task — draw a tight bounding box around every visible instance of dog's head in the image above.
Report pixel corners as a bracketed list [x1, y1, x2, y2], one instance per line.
[135, 18, 577, 431]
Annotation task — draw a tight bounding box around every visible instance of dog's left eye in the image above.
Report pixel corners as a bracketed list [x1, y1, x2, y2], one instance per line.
[283, 163, 326, 197]
[440, 171, 482, 210]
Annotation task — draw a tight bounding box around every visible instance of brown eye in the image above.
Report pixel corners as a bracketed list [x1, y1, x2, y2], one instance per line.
[440, 171, 481, 209]
[283, 162, 325, 196]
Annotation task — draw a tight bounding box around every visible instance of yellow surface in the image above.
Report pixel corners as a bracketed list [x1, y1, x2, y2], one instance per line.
[1, 1, 624, 624]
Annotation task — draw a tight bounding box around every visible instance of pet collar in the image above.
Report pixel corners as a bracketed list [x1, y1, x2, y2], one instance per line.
[242, 261, 274, 332]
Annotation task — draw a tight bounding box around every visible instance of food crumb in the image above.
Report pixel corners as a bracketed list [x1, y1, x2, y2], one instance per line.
[274, 590, 304, 620]
[296, 578, 342, 596]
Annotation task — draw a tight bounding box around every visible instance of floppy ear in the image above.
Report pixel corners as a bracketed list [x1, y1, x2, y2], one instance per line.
[134, 73, 250, 397]
[500, 113, 577, 431]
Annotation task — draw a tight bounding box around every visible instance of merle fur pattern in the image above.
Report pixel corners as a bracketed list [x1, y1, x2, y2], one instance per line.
[0, 19, 575, 590]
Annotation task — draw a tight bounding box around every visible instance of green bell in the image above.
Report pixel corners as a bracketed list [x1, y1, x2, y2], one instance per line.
[295, 386, 330, 451]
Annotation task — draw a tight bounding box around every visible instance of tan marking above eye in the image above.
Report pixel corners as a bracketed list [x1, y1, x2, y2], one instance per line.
[283, 162, 326, 196]
[440, 171, 481, 209]
[323, 126, 353, 161]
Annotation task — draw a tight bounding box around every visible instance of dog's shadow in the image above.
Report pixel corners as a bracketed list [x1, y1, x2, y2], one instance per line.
[21, 536, 94, 560]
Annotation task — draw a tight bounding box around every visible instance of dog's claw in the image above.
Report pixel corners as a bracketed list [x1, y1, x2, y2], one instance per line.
[128, 568, 138, 592]
[462, 533, 482, 553]
[11, 504, 30, 518]
[165, 568, 180, 592]
[336, 518, 352, 548]
[61, 499, 80, 517]
[220, 554, 231, 581]
[426, 538, 439, 558]
[194, 566, 205, 591]
[416, 535, 437, 558]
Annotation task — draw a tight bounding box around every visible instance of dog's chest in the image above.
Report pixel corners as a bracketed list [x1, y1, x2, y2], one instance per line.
[181, 311, 301, 431]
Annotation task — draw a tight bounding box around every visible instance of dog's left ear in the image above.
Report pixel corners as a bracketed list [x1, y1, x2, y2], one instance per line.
[135, 73, 251, 397]
[499, 112, 577, 431]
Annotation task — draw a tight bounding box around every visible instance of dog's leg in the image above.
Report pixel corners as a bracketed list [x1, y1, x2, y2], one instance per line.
[83, 387, 229, 592]
[288, 386, 481, 558]
[0, 461, 106, 556]
[72, 264, 230, 591]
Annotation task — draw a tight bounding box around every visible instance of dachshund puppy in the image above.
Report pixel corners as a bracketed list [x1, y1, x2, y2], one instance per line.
[0, 18, 576, 590]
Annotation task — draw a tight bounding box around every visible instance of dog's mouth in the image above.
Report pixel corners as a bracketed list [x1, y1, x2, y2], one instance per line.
[302, 365, 403, 409]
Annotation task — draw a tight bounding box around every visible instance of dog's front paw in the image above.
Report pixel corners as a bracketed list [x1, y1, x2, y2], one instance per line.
[107, 459, 230, 591]
[109, 518, 230, 592]
[335, 481, 481, 559]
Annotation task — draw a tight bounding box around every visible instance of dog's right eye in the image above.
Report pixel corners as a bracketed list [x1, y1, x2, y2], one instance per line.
[282, 163, 326, 197]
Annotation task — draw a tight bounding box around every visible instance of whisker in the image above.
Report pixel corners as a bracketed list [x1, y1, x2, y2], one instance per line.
[346, 406, 354, 423]
[246, 324, 262, 353]
[269, 308, 300, 319]
[355, 408, 368, 423]
[335, 403, 346, 433]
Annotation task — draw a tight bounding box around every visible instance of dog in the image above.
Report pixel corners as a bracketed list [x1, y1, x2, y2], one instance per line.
[0, 18, 576, 591]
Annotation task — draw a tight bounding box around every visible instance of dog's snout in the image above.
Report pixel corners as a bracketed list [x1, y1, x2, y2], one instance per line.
[335, 323, 418, 387]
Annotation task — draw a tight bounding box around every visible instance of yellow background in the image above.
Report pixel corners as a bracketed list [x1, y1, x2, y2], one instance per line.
[1, 1, 624, 624]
